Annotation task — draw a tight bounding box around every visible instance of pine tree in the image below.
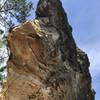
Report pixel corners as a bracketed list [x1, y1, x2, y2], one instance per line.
[0, 0, 33, 80]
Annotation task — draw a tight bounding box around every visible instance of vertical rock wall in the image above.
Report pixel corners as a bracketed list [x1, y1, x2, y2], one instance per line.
[0, 0, 95, 100]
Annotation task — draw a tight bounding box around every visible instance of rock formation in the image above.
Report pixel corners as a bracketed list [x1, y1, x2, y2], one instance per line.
[0, 0, 95, 100]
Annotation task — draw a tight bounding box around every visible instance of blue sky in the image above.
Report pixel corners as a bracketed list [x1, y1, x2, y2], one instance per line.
[31, 0, 100, 99]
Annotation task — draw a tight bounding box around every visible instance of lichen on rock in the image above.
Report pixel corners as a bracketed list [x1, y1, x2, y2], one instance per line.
[0, 0, 95, 100]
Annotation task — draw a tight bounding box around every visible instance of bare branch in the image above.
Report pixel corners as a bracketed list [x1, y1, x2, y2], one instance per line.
[0, 14, 11, 28]
[0, 0, 7, 11]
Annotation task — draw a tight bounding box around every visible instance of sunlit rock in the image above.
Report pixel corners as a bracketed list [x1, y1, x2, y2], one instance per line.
[0, 0, 95, 100]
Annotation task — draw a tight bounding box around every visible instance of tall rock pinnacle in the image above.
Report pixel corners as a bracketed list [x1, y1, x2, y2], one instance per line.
[0, 0, 95, 100]
[36, 0, 77, 63]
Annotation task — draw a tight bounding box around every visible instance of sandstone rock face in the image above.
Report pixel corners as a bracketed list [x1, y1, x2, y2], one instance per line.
[0, 0, 95, 100]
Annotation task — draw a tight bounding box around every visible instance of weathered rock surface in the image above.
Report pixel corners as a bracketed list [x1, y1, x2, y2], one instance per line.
[0, 0, 95, 100]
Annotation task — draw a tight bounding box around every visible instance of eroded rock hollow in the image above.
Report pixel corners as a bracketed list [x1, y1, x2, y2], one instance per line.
[0, 0, 95, 100]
